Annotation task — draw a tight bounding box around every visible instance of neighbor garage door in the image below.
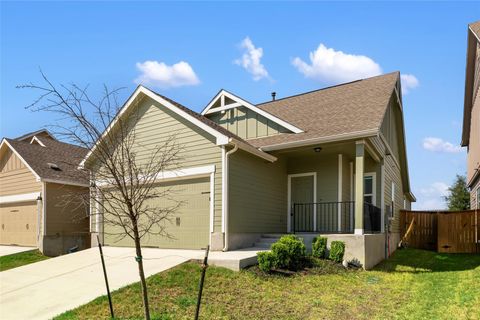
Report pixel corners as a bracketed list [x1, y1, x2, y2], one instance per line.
[104, 177, 210, 249]
[0, 201, 38, 246]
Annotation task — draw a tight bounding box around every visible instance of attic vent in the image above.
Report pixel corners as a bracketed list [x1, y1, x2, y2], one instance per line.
[47, 163, 61, 171]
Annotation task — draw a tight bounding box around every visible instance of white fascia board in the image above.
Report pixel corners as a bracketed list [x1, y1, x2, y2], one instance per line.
[41, 178, 89, 188]
[0, 139, 42, 181]
[80, 86, 229, 167]
[201, 90, 304, 134]
[96, 165, 216, 187]
[0, 192, 41, 204]
[259, 129, 378, 152]
[231, 138, 277, 162]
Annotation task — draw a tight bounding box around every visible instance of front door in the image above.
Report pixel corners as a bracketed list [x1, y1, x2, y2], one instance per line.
[289, 173, 316, 232]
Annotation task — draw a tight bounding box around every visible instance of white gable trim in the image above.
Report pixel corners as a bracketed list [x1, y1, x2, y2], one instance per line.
[201, 89, 304, 134]
[0, 139, 41, 181]
[0, 192, 41, 204]
[80, 86, 230, 167]
[30, 136, 46, 147]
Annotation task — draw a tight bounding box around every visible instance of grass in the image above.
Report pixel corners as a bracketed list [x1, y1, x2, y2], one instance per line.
[55, 248, 480, 320]
[0, 249, 49, 271]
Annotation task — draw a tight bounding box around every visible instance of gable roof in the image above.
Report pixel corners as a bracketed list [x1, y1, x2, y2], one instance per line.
[246, 72, 400, 149]
[80, 86, 276, 167]
[1, 136, 89, 186]
[201, 89, 304, 134]
[15, 129, 56, 142]
[462, 20, 480, 147]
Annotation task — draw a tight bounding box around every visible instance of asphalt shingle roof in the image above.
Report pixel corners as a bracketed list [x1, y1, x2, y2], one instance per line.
[5, 136, 89, 185]
[247, 72, 399, 148]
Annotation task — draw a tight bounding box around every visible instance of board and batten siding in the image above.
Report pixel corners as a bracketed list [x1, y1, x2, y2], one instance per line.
[207, 106, 290, 140]
[0, 148, 41, 196]
[228, 149, 287, 233]
[91, 96, 223, 232]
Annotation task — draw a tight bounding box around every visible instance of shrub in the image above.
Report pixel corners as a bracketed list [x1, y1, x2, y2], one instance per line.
[312, 236, 328, 258]
[257, 251, 276, 273]
[256, 235, 306, 272]
[329, 241, 346, 263]
[271, 235, 306, 270]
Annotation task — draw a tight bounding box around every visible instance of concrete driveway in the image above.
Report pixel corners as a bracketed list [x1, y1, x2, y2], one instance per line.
[0, 245, 36, 257]
[0, 246, 205, 320]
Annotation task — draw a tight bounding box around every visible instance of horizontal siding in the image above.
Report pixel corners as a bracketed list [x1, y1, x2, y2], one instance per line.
[229, 149, 287, 233]
[45, 183, 89, 235]
[384, 155, 403, 233]
[94, 96, 223, 233]
[0, 167, 41, 196]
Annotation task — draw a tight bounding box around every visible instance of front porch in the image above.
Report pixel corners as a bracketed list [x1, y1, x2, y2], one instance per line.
[277, 139, 385, 236]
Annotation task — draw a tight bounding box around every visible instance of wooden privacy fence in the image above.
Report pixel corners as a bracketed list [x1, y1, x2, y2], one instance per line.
[400, 210, 480, 253]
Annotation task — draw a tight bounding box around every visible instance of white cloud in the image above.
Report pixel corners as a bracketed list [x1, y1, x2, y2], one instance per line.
[134, 60, 200, 88]
[413, 182, 449, 210]
[292, 43, 382, 84]
[235, 37, 269, 81]
[422, 137, 463, 153]
[400, 74, 419, 94]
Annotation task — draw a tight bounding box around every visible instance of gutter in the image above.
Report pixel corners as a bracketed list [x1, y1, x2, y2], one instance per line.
[222, 143, 239, 252]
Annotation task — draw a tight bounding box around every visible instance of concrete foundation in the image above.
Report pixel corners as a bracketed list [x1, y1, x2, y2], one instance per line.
[40, 233, 90, 256]
[210, 232, 224, 251]
[294, 233, 388, 270]
[228, 233, 262, 250]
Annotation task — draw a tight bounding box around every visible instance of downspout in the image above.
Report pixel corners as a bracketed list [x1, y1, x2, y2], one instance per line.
[223, 143, 239, 252]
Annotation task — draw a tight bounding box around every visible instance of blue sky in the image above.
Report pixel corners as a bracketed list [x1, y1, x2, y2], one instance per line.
[1, 1, 478, 209]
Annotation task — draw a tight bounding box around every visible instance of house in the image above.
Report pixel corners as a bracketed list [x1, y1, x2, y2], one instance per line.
[0, 130, 90, 255]
[462, 20, 480, 209]
[86, 71, 415, 269]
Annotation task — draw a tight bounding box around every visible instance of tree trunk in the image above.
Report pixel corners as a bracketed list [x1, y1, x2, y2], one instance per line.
[133, 225, 150, 320]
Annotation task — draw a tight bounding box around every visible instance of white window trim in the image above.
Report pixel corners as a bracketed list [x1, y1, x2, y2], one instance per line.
[364, 172, 377, 205]
[201, 89, 303, 134]
[287, 172, 317, 232]
[0, 192, 40, 204]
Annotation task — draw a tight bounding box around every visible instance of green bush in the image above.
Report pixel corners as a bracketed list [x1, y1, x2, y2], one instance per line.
[256, 235, 306, 272]
[312, 236, 328, 258]
[329, 241, 345, 263]
[257, 251, 276, 273]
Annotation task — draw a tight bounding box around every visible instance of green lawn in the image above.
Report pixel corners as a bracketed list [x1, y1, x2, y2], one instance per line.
[55, 248, 480, 320]
[0, 249, 49, 272]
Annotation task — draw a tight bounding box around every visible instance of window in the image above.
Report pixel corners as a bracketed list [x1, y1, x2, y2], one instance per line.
[364, 173, 376, 204]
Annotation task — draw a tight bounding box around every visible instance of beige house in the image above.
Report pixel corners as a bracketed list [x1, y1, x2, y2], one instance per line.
[0, 130, 90, 255]
[462, 20, 480, 209]
[87, 71, 415, 269]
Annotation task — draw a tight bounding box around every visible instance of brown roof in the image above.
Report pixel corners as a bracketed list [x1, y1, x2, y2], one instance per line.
[469, 20, 480, 39]
[5, 137, 89, 185]
[152, 91, 248, 143]
[462, 20, 480, 146]
[246, 72, 399, 148]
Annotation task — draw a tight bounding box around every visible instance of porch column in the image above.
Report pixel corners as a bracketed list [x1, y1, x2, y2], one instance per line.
[354, 141, 365, 235]
[380, 158, 385, 233]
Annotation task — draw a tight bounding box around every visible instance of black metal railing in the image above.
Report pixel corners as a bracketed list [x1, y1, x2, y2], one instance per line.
[291, 201, 382, 234]
[364, 202, 382, 233]
[291, 201, 355, 233]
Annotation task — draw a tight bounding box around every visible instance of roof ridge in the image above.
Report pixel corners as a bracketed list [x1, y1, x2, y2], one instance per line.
[257, 71, 399, 106]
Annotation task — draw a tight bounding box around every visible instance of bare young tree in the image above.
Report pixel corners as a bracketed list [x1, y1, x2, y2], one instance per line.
[19, 72, 183, 319]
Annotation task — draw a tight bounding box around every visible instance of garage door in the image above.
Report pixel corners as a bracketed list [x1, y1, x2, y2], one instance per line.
[104, 177, 210, 249]
[0, 201, 38, 246]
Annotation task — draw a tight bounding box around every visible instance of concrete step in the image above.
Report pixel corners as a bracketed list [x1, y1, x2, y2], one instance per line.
[261, 233, 286, 238]
[254, 242, 273, 249]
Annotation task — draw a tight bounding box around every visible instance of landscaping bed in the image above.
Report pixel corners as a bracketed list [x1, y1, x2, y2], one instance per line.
[54, 248, 480, 320]
[0, 249, 49, 272]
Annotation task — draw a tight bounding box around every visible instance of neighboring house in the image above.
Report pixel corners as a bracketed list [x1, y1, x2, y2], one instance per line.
[0, 130, 90, 255]
[86, 71, 415, 269]
[462, 20, 480, 209]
